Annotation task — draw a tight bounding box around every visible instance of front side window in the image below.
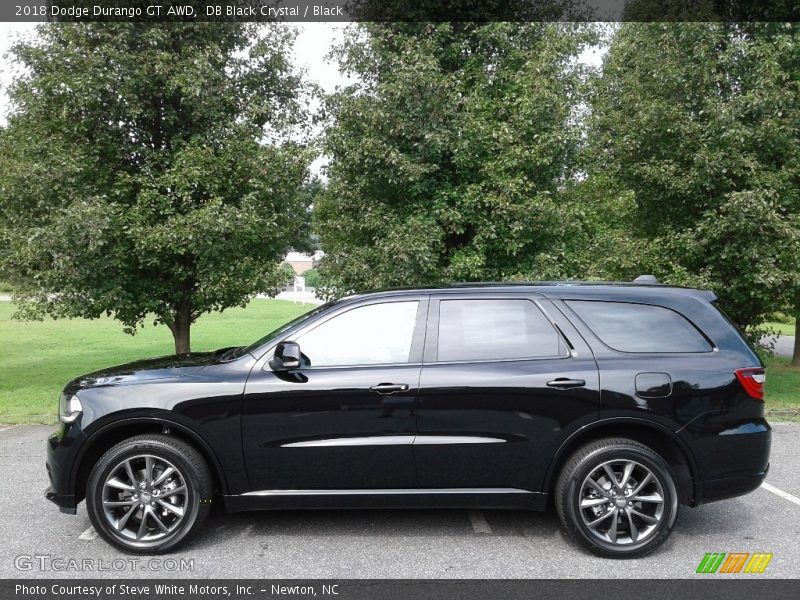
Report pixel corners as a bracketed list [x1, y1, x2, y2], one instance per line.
[295, 301, 419, 367]
[566, 300, 712, 353]
[242, 302, 336, 356]
[436, 299, 565, 362]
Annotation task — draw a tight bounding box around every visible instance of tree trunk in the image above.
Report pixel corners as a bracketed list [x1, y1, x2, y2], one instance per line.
[793, 310, 800, 368]
[168, 304, 192, 354]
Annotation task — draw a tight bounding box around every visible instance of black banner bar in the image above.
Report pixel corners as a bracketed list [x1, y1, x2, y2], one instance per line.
[2, 1, 799, 23]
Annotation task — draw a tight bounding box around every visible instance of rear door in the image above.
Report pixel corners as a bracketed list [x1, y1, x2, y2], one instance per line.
[414, 292, 600, 492]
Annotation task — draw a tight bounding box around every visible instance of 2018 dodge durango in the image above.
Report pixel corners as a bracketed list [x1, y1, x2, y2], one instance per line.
[45, 281, 770, 557]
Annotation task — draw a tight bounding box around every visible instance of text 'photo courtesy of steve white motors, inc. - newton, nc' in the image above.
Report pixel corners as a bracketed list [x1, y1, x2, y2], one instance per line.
[15, 583, 337, 597]
[22, 4, 345, 19]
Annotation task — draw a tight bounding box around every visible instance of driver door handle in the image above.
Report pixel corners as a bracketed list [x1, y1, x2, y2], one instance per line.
[546, 378, 586, 390]
[369, 383, 409, 394]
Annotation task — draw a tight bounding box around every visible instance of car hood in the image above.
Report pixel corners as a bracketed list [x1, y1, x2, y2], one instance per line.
[64, 352, 219, 394]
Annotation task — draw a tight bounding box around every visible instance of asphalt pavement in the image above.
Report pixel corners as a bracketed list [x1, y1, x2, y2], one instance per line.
[768, 335, 796, 359]
[1, 423, 799, 579]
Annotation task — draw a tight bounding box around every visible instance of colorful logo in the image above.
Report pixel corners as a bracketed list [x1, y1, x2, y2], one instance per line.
[696, 552, 773, 574]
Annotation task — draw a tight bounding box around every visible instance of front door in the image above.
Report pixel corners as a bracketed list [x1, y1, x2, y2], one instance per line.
[414, 294, 600, 492]
[242, 297, 427, 491]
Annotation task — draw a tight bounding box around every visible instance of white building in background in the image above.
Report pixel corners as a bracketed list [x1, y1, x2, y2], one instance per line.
[283, 250, 324, 274]
[270, 250, 325, 305]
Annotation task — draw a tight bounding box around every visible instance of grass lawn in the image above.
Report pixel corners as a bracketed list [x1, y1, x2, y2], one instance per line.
[2, 300, 799, 424]
[764, 355, 800, 419]
[764, 320, 796, 336]
[0, 300, 311, 424]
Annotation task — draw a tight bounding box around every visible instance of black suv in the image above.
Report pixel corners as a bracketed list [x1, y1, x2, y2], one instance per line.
[46, 281, 770, 557]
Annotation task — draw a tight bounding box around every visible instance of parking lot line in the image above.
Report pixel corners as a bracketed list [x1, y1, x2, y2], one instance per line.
[762, 482, 800, 507]
[467, 510, 492, 534]
[78, 526, 98, 540]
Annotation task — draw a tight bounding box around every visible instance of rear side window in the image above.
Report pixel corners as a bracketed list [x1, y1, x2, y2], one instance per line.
[566, 300, 711, 353]
[437, 299, 566, 362]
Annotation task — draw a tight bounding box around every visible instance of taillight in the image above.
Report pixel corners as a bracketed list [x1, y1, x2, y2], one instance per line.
[735, 367, 766, 401]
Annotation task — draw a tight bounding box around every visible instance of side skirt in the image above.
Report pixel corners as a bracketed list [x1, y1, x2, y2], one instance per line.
[223, 488, 548, 512]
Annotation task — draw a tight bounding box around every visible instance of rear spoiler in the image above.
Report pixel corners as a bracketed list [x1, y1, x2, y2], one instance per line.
[701, 290, 718, 303]
[633, 275, 717, 302]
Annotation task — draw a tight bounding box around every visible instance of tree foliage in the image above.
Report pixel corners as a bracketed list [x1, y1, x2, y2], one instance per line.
[585, 23, 800, 339]
[0, 23, 313, 353]
[315, 23, 596, 296]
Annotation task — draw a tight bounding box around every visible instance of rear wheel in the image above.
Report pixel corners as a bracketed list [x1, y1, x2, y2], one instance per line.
[86, 434, 212, 554]
[555, 438, 679, 558]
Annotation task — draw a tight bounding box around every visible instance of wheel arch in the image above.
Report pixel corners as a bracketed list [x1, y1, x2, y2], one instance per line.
[544, 418, 699, 506]
[72, 417, 229, 504]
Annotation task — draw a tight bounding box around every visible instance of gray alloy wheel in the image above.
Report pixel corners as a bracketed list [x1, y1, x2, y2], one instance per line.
[578, 459, 665, 545]
[101, 454, 189, 543]
[86, 434, 212, 554]
[555, 437, 679, 558]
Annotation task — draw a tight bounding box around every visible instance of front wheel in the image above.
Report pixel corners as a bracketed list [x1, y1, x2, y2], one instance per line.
[555, 438, 679, 558]
[86, 434, 213, 554]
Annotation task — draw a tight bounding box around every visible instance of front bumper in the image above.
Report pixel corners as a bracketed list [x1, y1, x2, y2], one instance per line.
[45, 427, 86, 515]
[45, 484, 77, 514]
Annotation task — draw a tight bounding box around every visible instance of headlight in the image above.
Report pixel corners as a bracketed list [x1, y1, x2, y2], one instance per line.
[58, 394, 83, 424]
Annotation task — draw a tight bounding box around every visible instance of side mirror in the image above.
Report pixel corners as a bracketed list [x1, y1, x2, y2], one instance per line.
[269, 341, 302, 372]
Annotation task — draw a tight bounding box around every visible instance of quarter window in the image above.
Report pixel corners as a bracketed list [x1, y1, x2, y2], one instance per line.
[566, 300, 711, 353]
[436, 299, 565, 362]
[296, 301, 419, 367]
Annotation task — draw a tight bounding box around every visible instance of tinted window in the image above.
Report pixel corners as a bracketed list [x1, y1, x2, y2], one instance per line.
[566, 300, 711, 353]
[296, 301, 419, 367]
[437, 299, 565, 362]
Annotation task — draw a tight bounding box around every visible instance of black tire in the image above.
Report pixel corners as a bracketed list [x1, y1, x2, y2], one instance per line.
[86, 434, 213, 554]
[555, 437, 679, 558]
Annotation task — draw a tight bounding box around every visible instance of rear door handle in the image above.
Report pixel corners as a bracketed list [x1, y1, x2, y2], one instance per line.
[546, 378, 586, 390]
[369, 383, 409, 395]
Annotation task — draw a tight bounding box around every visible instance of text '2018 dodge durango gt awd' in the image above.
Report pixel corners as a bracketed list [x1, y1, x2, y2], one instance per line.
[46, 281, 770, 557]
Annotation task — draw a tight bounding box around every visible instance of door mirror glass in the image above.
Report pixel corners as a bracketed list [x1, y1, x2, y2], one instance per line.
[269, 341, 302, 371]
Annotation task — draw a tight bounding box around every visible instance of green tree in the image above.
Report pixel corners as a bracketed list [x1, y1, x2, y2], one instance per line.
[0, 23, 313, 353]
[586, 23, 800, 352]
[301, 267, 324, 289]
[315, 23, 596, 296]
[293, 176, 325, 254]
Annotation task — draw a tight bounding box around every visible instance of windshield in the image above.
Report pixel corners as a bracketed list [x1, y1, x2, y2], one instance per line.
[240, 301, 336, 357]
